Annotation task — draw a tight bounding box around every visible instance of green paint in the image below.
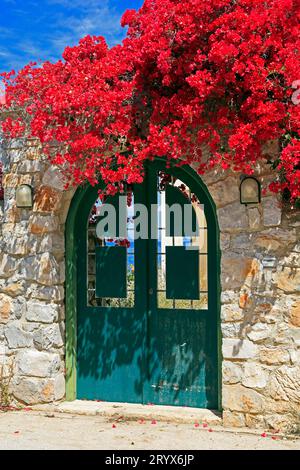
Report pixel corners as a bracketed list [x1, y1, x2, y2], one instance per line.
[166, 246, 199, 300]
[65, 159, 221, 409]
[95, 246, 127, 298]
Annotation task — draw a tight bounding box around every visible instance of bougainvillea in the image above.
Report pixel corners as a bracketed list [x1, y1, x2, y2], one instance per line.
[1, 0, 300, 201]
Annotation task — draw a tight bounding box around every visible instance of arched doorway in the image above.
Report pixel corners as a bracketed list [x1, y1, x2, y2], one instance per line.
[65, 159, 221, 409]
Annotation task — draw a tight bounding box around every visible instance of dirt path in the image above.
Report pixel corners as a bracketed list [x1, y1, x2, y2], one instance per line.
[0, 411, 299, 450]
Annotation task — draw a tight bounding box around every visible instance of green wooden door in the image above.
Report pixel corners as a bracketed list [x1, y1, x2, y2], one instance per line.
[74, 160, 219, 408]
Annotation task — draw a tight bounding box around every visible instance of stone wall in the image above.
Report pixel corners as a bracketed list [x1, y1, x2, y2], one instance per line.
[201, 161, 300, 433]
[0, 138, 74, 405]
[0, 137, 299, 432]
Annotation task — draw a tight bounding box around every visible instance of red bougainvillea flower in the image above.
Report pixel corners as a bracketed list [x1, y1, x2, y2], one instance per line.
[0, 0, 299, 201]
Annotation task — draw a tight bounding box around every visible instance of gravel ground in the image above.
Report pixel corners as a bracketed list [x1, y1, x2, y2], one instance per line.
[0, 411, 299, 450]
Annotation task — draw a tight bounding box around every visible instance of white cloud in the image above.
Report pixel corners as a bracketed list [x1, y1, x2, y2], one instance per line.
[48, 0, 125, 54]
[0, 0, 127, 71]
[55, 6, 122, 41]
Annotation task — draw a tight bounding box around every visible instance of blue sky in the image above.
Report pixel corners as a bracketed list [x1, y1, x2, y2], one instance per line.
[0, 0, 143, 72]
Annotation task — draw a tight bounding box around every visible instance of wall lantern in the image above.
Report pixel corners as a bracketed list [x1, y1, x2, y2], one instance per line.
[16, 184, 34, 209]
[240, 176, 261, 205]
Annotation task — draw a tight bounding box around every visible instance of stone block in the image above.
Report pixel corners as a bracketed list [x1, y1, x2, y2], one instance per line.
[29, 214, 59, 234]
[239, 291, 252, 309]
[262, 197, 282, 227]
[246, 322, 271, 343]
[221, 304, 244, 322]
[268, 366, 300, 403]
[5, 324, 32, 348]
[223, 361, 243, 384]
[25, 145, 41, 159]
[221, 290, 237, 304]
[289, 300, 300, 328]
[33, 324, 64, 350]
[222, 385, 264, 413]
[2, 173, 20, 188]
[223, 410, 246, 427]
[242, 363, 268, 389]
[33, 186, 62, 213]
[220, 233, 230, 250]
[12, 376, 60, 404]
[4, 235, 38, 256]
[265, 414, 297, 433]
[221, 256, 260, 290]
[54, 373, 65, 400]
[42, 166, 66, 191]
[221, 322, 243, 338]
[259, 348, 290, 365]
[16, 350, 60, 377]
[255, 228, 297, 252]
[0, 294, 12, 324]
[222, 339, 257, 359]
[18, 160, 44, 173]
[208, 176, 239, 208]
[275, 267, 300, 293]
[39, 233, 65, 254]
[27, 285, 64, 302]
[1, 282, 25, 297]
[244, 413, 265, 429]
[26, 301, 59, 323]
[248, 207, 261, 230]
[22, 253, 60, 286]
[281, 253, 300, 268]
[218, 202, 248, 231]
[0, 253, 20, 278]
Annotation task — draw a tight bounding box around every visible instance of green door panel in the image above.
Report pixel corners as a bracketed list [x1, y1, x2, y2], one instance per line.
[165, 246, 199, 300]
[67, 158, 220, 409]
[145, 160, 219, 408]
[77, 309, 146, 402]
[95, 246, 127, 298]
[75, 186, 147, 404]
[144, 312, 218, 408]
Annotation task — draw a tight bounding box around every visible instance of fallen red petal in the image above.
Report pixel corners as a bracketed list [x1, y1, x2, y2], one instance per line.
[194, 423, 200, 428]
[112, 424, 116, 428]
[261, 432, 267, 437]
[202, 423, 208, 428]
[151, 419, 157, 425]
[208, 428, 213, 432]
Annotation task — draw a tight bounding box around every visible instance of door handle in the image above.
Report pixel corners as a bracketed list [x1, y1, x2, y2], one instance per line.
[149, 288, 154, 295]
